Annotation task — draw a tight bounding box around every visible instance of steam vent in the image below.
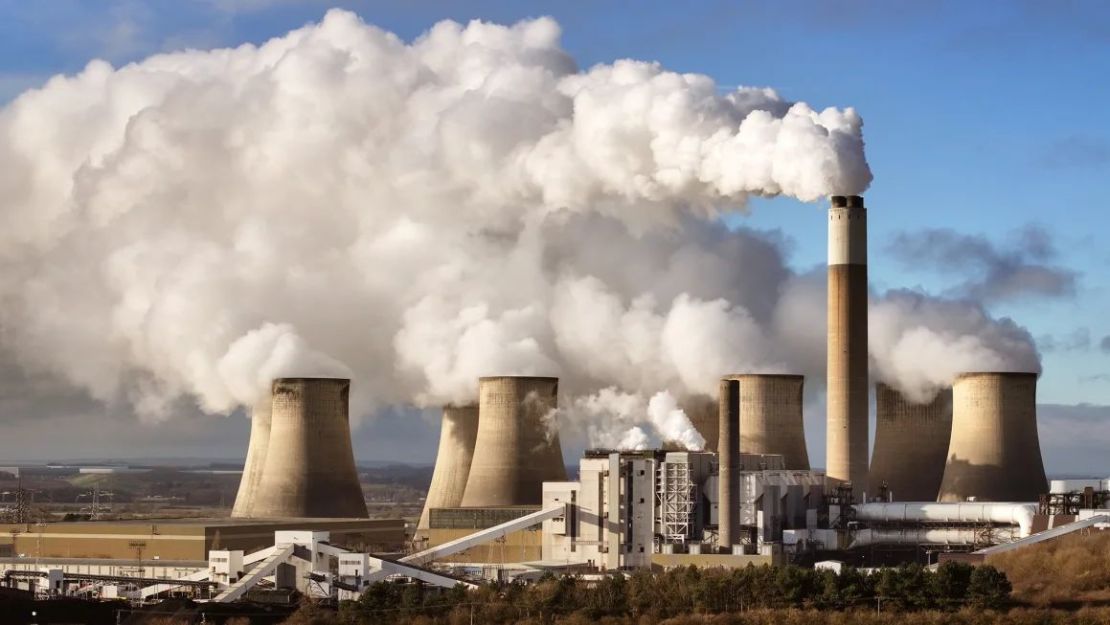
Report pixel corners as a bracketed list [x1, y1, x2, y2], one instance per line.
[730, 373, 809, 469]
[937, 372, 1048, 502]
[418, 404, 479, 532]
[230, 398, 273, 518]
[827, 194, 869, 497]
[245, 378, 368, 518]
[459, 376, 567, 507]
[868, 383, 953, 502]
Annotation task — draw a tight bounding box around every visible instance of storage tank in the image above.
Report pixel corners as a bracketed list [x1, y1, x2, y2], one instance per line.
[459, 377, 567, 507]
[728, 374, 809, 469]
[937, 372, 1048, 502]
[869, 383, 952, 501]
[418, 404, 479, 532]
[248, 378, 368, 518]
[827, 195, 869, 497]
[231, 398, 272, 518]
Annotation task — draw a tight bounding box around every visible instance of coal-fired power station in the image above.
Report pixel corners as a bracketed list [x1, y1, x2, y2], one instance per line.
[869, 383, 953, 502]
[459, 376, 567, 507]
[235, 378, 368, 519]
[731, 374, 809, 470]
[418, 404, 479, 532]
[827, 195, 869, 497]
[938, 372, 1048, 503]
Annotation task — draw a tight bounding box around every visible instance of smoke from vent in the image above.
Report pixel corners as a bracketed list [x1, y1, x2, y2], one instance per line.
[0, 10, 1038, 447]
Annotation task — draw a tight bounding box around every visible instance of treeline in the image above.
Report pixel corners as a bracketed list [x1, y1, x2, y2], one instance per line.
[283, 562, 1017, 625]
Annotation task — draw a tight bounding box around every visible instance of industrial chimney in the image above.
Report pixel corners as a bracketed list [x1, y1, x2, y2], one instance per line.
[459, 377, 567, 507]
[938, 372, 1048, 502]
[418, 404, 479, 532]
[827, 195, 869, 497]
[718, 378, 740, 550]
[730, 374, 809, 469]
[248, 378, 368, 518]
[231, 398, 272, 518]
[869, 383, 952, 501]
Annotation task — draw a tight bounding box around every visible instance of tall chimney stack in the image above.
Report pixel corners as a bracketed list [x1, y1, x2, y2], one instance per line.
[718, 378, 740, 550]
[827, 195, 869, 497]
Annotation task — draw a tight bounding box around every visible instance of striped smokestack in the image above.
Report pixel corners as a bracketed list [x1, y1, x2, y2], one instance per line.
[827, 195, 869, 498]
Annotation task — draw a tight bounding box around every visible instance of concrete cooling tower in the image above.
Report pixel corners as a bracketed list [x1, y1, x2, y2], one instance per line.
[459, 376, 567, 507]
[730, 374, 809, 469]
[869, 383, 953, 502]
[231, 398, 272, 518]
[827, 195, 869, 497]
[248, 378, 369, 518]
[418, 404, 479, 532]
[718, 378, 740, 550]
[680, 394, 719, 452]
[938, 372, 1048, 503]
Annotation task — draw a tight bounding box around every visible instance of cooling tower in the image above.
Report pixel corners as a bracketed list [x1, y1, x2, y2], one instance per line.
[938, 372, 1048, 502]
[718, 378, 740, 549]
[729, 374, 809, 469]
[418, 404, 479, 532]
[680, 394, 719, 452]
[827, 194, 869, 497]
[869, 383, 953, 501]
[231, 398, 272, 518]
[459, 376, 567, 507]
[248, 378, 368, 518]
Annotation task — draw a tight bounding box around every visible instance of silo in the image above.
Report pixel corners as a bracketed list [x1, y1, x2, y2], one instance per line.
[718, 378, 740, 550]
[869, 383, 952, 501]
[938, 372, 1048, 502]
[729, 374, 809, 469]
[459, 377, 566, 507]
[679, 394, 719, 452]
[248, 378, 368, 518]
[231, 398, 272, 517]
[827, 195, 869, 497]
[418, 404, 479, 532]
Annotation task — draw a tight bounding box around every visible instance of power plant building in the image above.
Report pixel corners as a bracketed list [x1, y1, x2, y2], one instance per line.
[869, 383, 953, 502]
[239, 378, 368, 519]
[938, 372, 1048, 502]
[459, 376, 567, 507]
[418, 404, 479, 532]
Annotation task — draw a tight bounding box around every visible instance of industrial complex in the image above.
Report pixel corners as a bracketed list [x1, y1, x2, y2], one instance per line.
[2, 195, 1108, 605]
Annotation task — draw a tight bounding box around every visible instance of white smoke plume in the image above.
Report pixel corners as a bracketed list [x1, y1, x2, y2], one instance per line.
[0, 9, 1037, 440]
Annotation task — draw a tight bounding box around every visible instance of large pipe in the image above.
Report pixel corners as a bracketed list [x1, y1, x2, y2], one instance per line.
[869, 383, 952, 501]
[718, 378, 740, 550]
[827, 195, 869, 498]
[459, 377, 566, 507]
[231, 398, 272, 517]
[249, 378, 368, 518]
[728, 374, 809, 469]
[418, 404, 479, 532]
[853, 502, 1036, 537]
[849, 528, 1017, 549]
[938, 372, 1048, 503]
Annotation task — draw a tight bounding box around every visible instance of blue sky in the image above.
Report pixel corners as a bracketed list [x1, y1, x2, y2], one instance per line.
[0, 1, 1108, 470]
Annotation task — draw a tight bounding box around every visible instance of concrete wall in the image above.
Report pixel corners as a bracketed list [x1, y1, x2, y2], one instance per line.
[460, 377, 567, 507]
[827, 196, 869, 497]
[938, 372, 1048, 502]
[680, 394, 719, 453]
[869, 383, 952, 501]
[425, 528, 542, 564]
[250, 378, 368, 519]
[418, 404, 479, 532]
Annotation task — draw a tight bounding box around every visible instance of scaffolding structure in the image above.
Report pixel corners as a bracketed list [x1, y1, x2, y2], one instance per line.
[657, 459, 696, 544]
